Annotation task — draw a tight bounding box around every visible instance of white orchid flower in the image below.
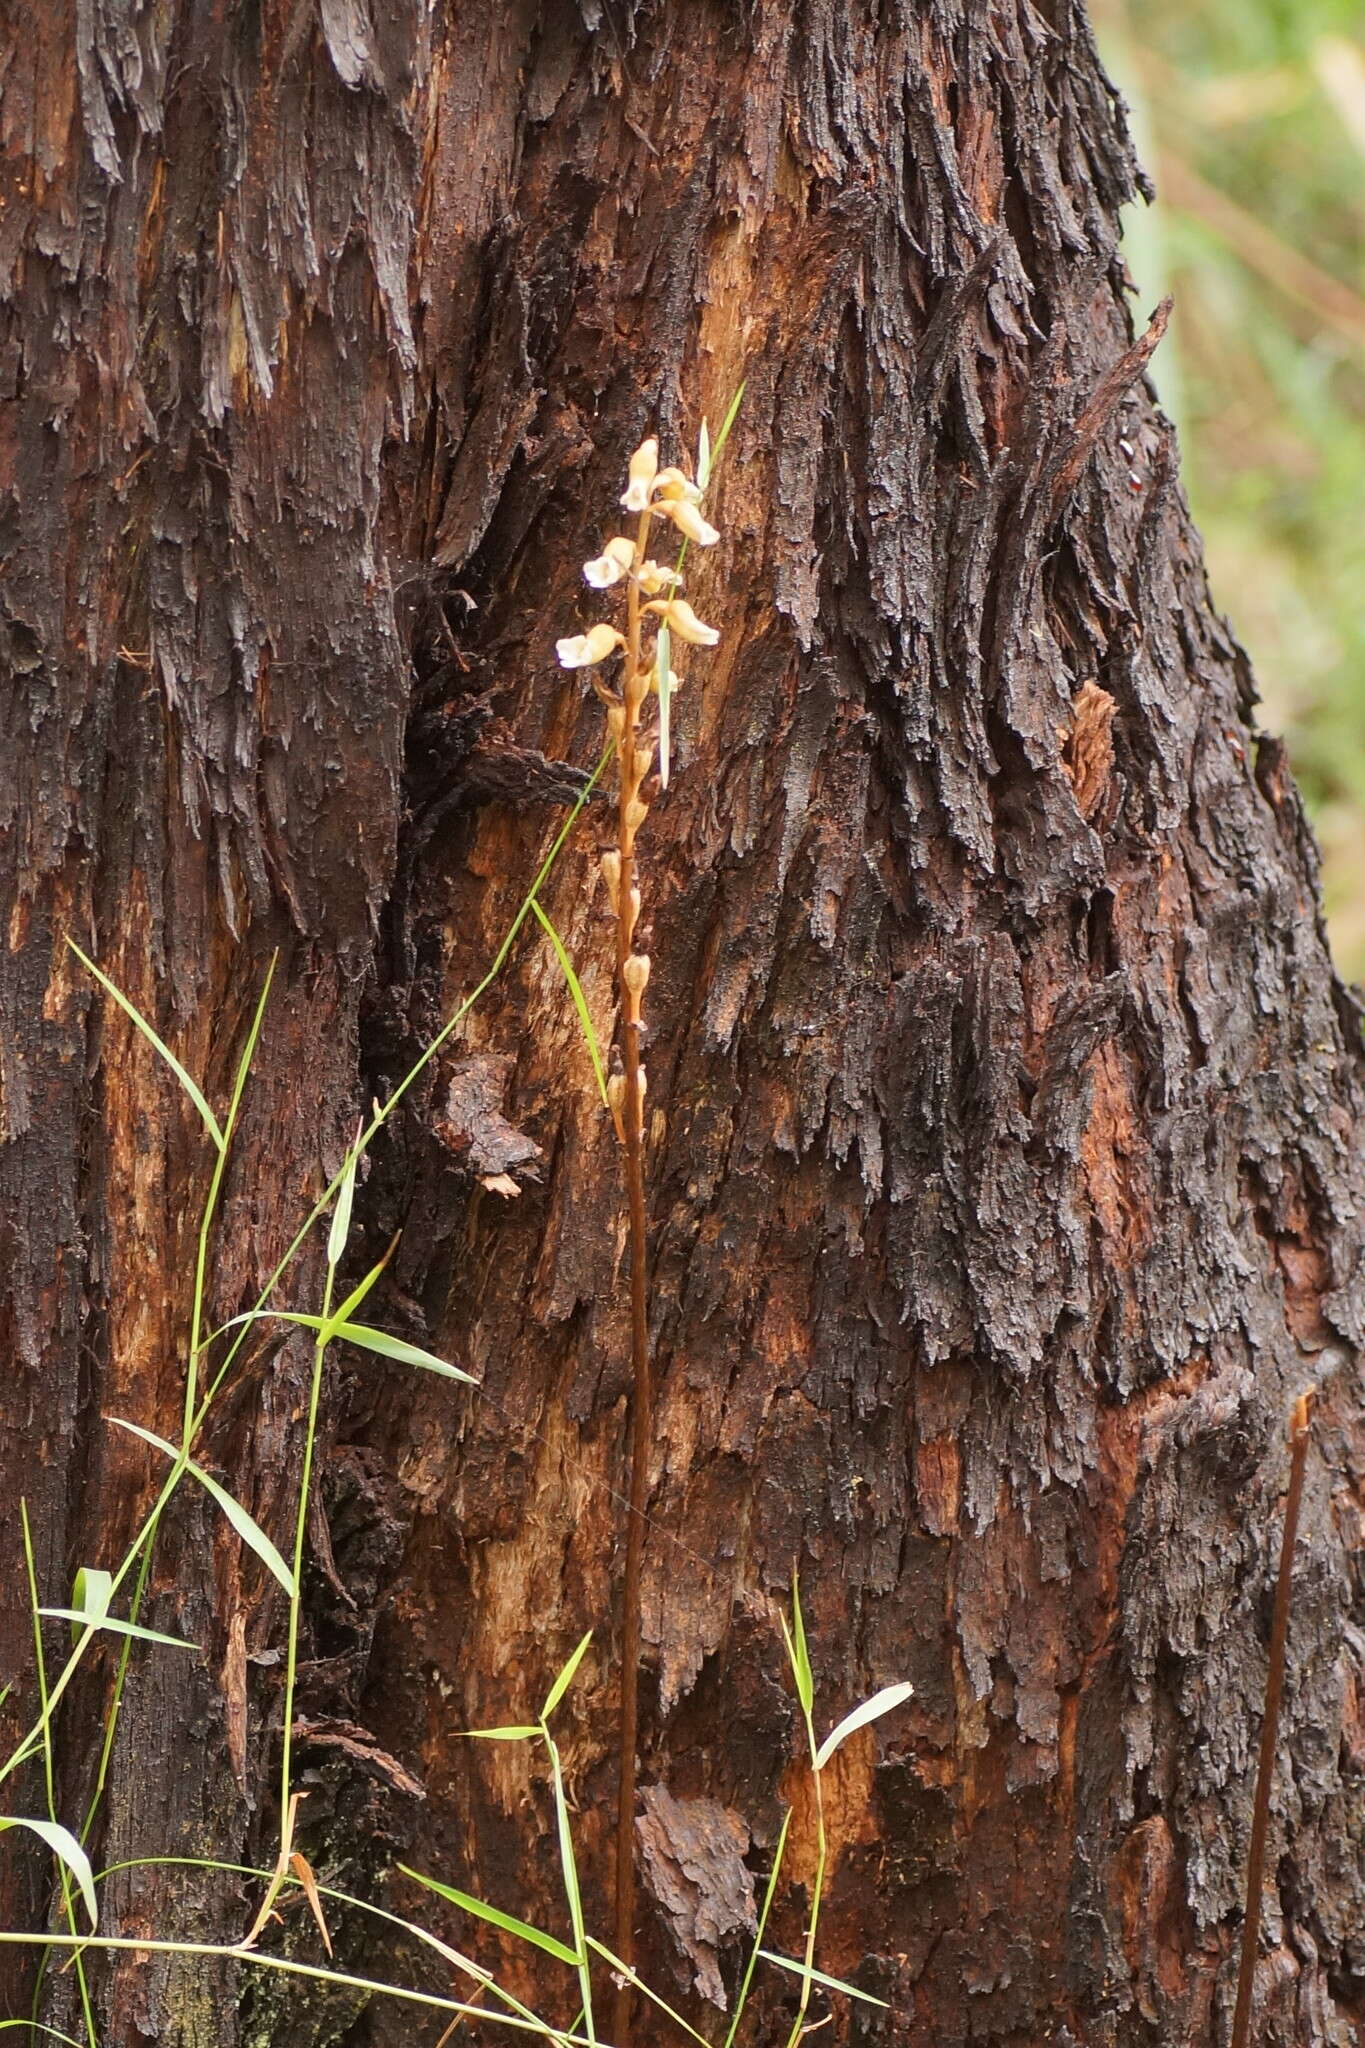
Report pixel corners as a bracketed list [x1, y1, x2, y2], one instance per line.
[583, 536, 637, 588]
[556, 622, 626, 668]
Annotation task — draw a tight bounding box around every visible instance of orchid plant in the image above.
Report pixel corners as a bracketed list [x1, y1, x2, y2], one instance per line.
[554, 413, 736, 2029]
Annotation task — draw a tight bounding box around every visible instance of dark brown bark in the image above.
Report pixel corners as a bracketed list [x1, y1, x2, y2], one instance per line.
[1, 4, 1363, 2046]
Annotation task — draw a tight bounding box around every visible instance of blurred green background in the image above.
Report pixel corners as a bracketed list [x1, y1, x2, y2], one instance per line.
[1099, 1, 1365, 975]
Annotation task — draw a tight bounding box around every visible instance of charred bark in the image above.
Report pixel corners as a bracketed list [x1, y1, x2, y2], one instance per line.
[1, 4, 1362, 2046]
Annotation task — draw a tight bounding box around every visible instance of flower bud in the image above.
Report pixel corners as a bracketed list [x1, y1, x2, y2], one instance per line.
[625, 797, 649, 832]
[600, 849, 621, 908]
[634, 743, 653, 779]
[644, 599, 719, 648]
[623, 953, 651, 995]
[606, 704, 626, 739]
[557, 623, 626, 668]
[607, 1069, 628, 1142]
[621, 436, 659, 512]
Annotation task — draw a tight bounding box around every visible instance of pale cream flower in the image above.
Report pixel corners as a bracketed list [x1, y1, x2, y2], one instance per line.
[620, 436, 659, 512]
[583, 536, 637, 588]
[556, 622, 626, 668]
[660, 500, 719, 546]
[651, 467, 703, 505]
[644, 599, 719, 647]
[635, 560, 684, 596]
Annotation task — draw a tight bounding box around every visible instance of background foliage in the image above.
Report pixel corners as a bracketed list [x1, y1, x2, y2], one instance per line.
[1103, 0, 1365, 971]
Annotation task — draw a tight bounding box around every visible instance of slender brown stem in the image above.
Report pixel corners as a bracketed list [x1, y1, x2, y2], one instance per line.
[612, 505, 657, 2044]
[1230, 1390, 1313, 2048]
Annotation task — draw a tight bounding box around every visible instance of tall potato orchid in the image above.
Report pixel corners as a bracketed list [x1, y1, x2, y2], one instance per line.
[554, 401, 740, 2035]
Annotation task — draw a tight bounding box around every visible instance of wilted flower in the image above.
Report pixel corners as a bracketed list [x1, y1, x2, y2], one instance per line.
[644, 599, 719, 647]
[659, 500, 718, 547]
[621, 436, 659, 512]
[584, 537, 637, 589]
[557, 622, 626, 668]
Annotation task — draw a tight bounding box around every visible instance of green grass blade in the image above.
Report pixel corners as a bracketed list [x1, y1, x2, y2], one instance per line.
[788, 1574, 814, 1715]
[706, 380, 746, 485]
[540, 1632, 593, 1721]
[721, 1807, 791, 2048]
[531, 901, 608, 1108]
[324, 1249, 391, 1335]
[67, 942, 224, 1151]
[223, 955, 275, 1148]
[39, 1611, 195, 1652]
[543, 1734, 594, 2045]
[97, 1853, 581, 2048]
[108, 1419, 295, 1597]
[0, 1820, 97, 1930]
[0, 2022, 89, 2044]
[69, 1568, 113, 1645]
[584, 1937, 712, 2047]
[216, 1310, 474, 1383]
[397, 1867, 579, 1969]
[758, 1949, 887, 2008]
[327, 1131, 361, 1272]
[464, 1726, 541, 1742]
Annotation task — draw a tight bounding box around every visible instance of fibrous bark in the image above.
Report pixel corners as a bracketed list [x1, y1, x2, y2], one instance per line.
[1, 4, 1362, 2046]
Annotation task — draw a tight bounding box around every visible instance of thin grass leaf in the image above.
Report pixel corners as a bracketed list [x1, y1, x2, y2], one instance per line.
[781, 1578, 814, 1717]
[758, 1950, 888, 2008]
[95, 1853, 582, 2048]
[585, 1938, 712, 2047]
[540, 1631, 593, 1721]
[330, 1322, 473, 1381]
[0, 1820, 97, 1930]
[0, 2023, 88, 2044]
[721, 1808, 792, 2048]
[220, 1310, 473, 1383]
[655, 622, 673, 789]
[0, 1930, 600, 2040]
[70, 1567, 113, 1642]
[531, 901, 609, 1107]
[109, 1419, 296, 1597]
[39, 1610, 195, 1652]
[398, 1868, 579, 1969]
[327, 1126, 361, 1272]
[706, 380, 746, 485]
[324, 1241, 396, 1334]
[543, 1733, 594, 2043]
[67, 942, 224, 1151]
[814, 1682, 913, 1772]
[463, 1726, 541, 1742]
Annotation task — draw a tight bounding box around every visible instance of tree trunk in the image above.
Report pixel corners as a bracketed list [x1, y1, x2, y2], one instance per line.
[2, 4, 1362, 2045]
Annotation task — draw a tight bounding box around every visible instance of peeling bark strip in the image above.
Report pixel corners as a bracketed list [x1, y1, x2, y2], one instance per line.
[1, 5, 1362, 2047]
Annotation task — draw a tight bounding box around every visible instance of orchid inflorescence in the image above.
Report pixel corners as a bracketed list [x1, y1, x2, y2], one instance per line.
[555, 429, 725, 1144]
